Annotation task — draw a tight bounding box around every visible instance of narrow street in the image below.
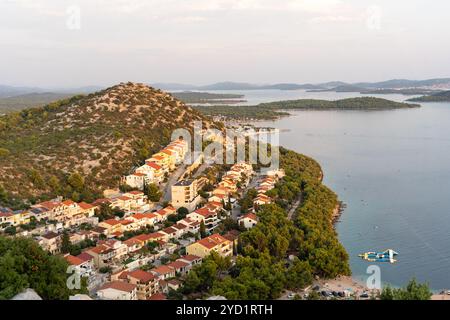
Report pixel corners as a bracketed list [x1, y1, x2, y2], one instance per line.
[287, 193, 302, 220]
[161, 164, 187, 202]
[231, 173, 260, 220]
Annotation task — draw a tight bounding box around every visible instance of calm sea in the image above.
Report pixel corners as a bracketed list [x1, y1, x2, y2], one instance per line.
[209, 89, 450, 291]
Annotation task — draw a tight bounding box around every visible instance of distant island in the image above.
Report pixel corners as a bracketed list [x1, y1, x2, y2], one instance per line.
[193, 97, 420, 120]
[308, 86, 439, 96]
[0, 92, 77, 113]
[171, 91, 246, 104]
[407, 90, 450, 102]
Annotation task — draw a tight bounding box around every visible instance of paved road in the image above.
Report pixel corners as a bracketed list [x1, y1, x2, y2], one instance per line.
[192, 161, 209, 179]
[287, 193, 303, 220]
[161, 164, 187, 202]
[231, 174, 260, 220]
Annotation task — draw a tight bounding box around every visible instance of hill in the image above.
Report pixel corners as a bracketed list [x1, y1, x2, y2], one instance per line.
[407, 90, 450, 102]
[194, 97, 420, 120]
[0, 82, 218, 208]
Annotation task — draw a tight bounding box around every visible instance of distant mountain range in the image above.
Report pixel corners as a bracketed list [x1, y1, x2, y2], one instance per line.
[0, 85, 104, 98]
[2, 77, 450, 103]
[152, 82, 324, 91]
[151, 78, 450, 91]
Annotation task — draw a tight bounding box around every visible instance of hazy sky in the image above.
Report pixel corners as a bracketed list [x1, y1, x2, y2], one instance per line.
[1, 0, 450, 87]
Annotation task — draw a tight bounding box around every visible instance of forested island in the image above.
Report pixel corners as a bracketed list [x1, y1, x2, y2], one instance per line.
[194, 97, 420, 120]
[171, 91, 246, 104]
[408, 90, 450, 102]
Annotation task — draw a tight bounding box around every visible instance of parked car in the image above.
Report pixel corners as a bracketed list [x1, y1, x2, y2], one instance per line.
[360, 293, 369, 299]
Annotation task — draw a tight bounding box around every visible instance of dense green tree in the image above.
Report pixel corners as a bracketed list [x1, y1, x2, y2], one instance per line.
[380, 278, 432, 300]
[47, 175, 61, 194]
[286, 259, 313, 290]
[177, 207, 189, 219]
[199, 220, 207, 238]
[0, 184, 7, 203]
[4, 226, 16, 236]
[145, 183, 162, 202]
[67, 172, 84, 192]
[0, 148, 10, 157]
[0, 236, 83, 300]
[60, 233, 71, 254]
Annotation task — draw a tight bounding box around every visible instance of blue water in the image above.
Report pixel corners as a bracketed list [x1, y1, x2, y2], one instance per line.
[222, 90, 450, 291]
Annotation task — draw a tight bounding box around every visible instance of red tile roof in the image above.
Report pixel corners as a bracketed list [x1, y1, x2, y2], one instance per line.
[162, 227, 177, 234]
[167, 260, 189, 270]
[131, 213, 146, 220]
[161, 149, 173, 156]
[241, 213, 258, 221]
[124, 238, 142, 247]
[78, 202, 95, 210]
[132, 172, 146, 177]
[194, 207, 216, 218]
[37, 201, 61, 210]
[197, 234, 229, 249]
[148, 293, 167, 300]
[77, 252, 94, 262]
[151, 265, 174, 276]
[146, 162, 162, 170]
[180, 254, 202, 262]
[128, 270, 155, 283]
[120, 219, 133, 225]
[99, 281, 136, 293]
[127, 191, 144, 195]
[65, 255, 85, 266]
[102, 219, 121, 226]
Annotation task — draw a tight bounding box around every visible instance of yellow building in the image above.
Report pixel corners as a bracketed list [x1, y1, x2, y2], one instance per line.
[186, 234, 233, 258]
[171, 179, 201, 210]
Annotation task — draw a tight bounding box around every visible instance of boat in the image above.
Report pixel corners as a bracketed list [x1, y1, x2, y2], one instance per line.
[358, 249, 398, 263]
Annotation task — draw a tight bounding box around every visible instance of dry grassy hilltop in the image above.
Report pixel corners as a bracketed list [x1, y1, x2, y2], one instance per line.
[0, 82, 220, 207]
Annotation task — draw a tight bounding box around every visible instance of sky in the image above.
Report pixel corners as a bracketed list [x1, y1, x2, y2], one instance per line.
[1, 0, 450, 87]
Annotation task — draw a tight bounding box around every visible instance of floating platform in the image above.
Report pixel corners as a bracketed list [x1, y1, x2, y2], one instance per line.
[359, 249, 398, 264]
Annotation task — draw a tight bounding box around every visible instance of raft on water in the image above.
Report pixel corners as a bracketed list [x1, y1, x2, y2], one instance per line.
[358, 249, 398, 264]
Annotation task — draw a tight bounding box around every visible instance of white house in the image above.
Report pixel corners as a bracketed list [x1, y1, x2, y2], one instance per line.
[97, 281, 138, 300]
[238, 213, 258, 229]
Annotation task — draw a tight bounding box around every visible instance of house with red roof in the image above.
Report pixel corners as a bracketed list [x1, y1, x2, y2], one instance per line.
[238, 213, 258, 229]
[187, 207, 221, 233]
[64, 253, 95, 277]
[150, 265, 176, 280]
[178, 254, 202, 266]
[167, 260, 190, 276]
[186, 234, 233, 258]
[97, 281, 137, 300]
[98, 218, 123, 235]
[126, 270, 159, 300]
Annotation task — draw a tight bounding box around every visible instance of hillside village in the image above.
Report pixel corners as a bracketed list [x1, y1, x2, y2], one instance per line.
[0, 131, 285, 300]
